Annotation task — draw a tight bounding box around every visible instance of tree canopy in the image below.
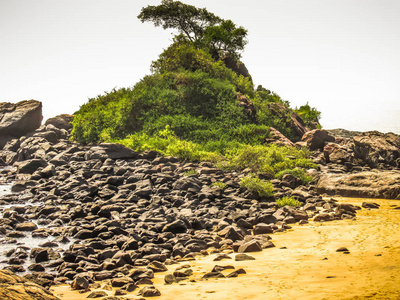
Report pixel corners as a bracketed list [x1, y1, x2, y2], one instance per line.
[138, 0, 248, 61]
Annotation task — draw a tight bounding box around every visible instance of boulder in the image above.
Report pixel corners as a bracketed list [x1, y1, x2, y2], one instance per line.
[0, 270, 59, 300]
[265, 127, 294, 147]
[0, 100, 42, 138]
[316, 170, 400, 199]
[353, 131, 400, 168]
[44, 114, 73, 131]
[85, 143, 138, 161]
[301, 129, 335, 151]
[323, 142, 352, 164]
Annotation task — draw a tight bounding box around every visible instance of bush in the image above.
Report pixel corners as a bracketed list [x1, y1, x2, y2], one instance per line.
[210, 181, 228, 189]
[240, 176, 274, 198]
[276, 196, 302, 208]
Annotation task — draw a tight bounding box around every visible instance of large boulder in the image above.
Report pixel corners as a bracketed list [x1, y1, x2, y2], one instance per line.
[44, 114, 73, 131]
[353, 131, 400, 168]
[301, 129, 335, 151]
[0, 100, 42, 138]
[316, 170, 400, 199]
[0, 270, 59, 300]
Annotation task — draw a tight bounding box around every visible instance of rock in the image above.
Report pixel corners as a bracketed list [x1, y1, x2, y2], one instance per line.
[202, 271, 225, 279]
[0, 100, 42, 138]
[138, 286, 161, 297]
[87, 291, 108, 298]
[162, 219, 187, 234]
[15, 222, 38, 232]
[353, 131, 400, 168]
[362, 202, 380, 209]
[71, 275, 89, 290]
[301, 129, 335, 150]
[316, 170, 400, 199]
[336, 247, 350, 253]
[226, 268, 246, 278]
[14, 158, 48, 174]
[253, 223, 274, 235]
[45, 114, 73, 131]
[164, 274, 176, 284]
[323, 142, 352, 164]
[0, 270, 59, 300]
[235, 253, 256, 261]
[265, 127, 294, 146]
[237, 240, 262, 253]
[85, 143, 138, 161]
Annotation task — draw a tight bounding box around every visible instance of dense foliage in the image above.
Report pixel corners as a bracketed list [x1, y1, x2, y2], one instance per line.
[72, 1, 321, 197]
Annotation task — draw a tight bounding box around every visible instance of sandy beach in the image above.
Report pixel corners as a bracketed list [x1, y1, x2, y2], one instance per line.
[51, 197, 400, 300]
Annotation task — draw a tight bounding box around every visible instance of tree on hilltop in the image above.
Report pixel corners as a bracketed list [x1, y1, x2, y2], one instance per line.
[138, 0, 248, 61]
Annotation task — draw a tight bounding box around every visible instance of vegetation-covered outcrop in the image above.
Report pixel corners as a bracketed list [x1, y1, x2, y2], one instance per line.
[71, 0, 320, 181]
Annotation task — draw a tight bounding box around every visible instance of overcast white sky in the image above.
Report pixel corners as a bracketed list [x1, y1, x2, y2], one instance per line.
[1, 0, 399, 133]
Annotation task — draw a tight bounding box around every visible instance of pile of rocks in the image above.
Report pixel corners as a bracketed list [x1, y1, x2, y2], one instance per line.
[0, 101, 357, 296]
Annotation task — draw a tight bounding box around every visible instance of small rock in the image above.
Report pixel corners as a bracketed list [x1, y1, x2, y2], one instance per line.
[138, 286, 161, 297]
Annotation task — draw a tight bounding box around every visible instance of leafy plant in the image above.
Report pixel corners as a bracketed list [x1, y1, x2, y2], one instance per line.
[240, 175, 274, 198]
[276, 196, 302, 208]
[210, 181, 228, 189]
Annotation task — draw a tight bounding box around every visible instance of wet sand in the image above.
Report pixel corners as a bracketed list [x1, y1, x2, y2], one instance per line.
[51, 198, 400, 299]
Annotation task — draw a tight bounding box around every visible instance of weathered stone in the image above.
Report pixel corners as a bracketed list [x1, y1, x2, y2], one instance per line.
[237, 240, 262, 253]
[137, 286, 161, 297]
[301, 129, 335, 150]
[0, 100, 42, 137]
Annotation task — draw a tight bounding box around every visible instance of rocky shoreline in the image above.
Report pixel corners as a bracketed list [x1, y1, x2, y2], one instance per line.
[0, 100, 399, 299]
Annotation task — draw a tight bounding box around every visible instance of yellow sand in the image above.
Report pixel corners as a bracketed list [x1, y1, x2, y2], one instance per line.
[51, 198, 400, 299]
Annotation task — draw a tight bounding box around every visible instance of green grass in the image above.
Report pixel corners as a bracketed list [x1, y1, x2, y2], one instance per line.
[276, 196, 302, 208]
[240, 175, 274, 198]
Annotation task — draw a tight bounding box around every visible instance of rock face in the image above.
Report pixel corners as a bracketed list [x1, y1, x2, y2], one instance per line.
[316, 170, 400, 199]
[301, 129, 335, 151]
[353, 131, 400, 168]
[0, 100, 42, 138]
[0, 270, 59, 300]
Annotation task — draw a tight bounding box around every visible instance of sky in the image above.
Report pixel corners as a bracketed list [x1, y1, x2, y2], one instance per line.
[1, 0, 399, 133]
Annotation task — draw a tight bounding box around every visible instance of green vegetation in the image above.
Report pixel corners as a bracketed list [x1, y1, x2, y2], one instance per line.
[71, 1, 322, 199]
[240, 176, 274, 198]
[138, 0, 247, 61]
[294, 102, 322, 129]
[276, 196, 302, 208]
[210, 181, 228, 190]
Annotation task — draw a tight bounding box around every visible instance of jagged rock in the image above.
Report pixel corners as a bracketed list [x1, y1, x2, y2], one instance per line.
[323, 142, 352, 164]
[353, 131, 400, 168]
[265, 127, 294, 146]
[0, 270, 59, 300]
[301, 129, 335, 151]
[0, 100, 42, 138]
[237, 240, 262, 253]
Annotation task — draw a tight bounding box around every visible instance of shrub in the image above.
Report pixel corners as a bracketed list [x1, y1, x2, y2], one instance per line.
[210, 181, 228, 189]
[240, 175, 274, 198]
[276, 196, 302, 208]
